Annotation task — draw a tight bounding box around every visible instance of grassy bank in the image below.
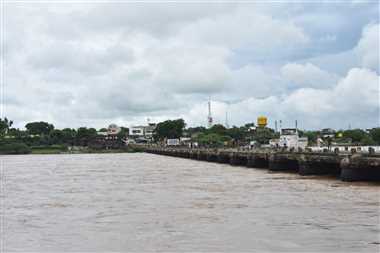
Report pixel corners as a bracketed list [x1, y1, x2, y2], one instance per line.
[29, 146, 143, 155]
[0, 143, 144, 155]
[0, 142, 31, 154]
[30, 145, 67, 154]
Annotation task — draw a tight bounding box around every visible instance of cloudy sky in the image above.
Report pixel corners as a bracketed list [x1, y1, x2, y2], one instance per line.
[2, 1, 379, 130]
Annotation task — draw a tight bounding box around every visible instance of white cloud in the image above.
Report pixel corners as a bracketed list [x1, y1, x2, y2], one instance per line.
[185, 67, 379, 129]
[225, 65, 284, 99]
[281, 63, 340, 88]
[355, 23, 379, 71]
[3, 3, 379, 130]
[178, 6, 309, 53]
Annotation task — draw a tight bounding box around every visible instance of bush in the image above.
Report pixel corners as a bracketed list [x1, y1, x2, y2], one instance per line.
[30, 144, 67, 151]
[0, 142, 31, 154]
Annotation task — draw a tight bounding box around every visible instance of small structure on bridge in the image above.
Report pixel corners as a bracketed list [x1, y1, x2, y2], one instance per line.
[274, 128, 308, 150]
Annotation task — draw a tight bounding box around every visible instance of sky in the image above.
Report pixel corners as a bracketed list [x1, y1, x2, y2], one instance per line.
[2, 0, 379, 130]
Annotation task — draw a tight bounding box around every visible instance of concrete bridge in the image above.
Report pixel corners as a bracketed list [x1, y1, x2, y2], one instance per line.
[142, 147, 380, 182]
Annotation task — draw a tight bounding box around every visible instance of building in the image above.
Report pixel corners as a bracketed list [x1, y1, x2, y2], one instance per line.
[269, 138, 279, 147]
[277, 128, 308, 149]
[107, 124, 121, 136]
[144, 123, 157, 139]
[91, 123, 124, 149]
[130, 126, 145, 137]
[321, 128, 335, 138]
[129, 123, 157, 141]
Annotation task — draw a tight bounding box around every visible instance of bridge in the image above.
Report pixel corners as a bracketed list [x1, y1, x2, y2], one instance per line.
[141, 147, 380, 182]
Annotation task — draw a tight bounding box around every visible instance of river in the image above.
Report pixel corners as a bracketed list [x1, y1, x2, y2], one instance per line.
[1, 153, 379, 252]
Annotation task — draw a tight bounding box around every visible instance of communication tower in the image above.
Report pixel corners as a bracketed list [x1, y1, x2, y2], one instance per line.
[225, 110, 229, 129]
[207, 98, 213, 128]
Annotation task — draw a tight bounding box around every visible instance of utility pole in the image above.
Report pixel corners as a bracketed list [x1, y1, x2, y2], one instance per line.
[275, 120, 278, 133]
[225, 103, 229, 129]
[225, 111, 229, 129]
[207, 97, 213, 128]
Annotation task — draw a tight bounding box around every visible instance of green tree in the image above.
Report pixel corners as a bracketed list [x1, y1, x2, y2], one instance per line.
[244, 122, 256, 128]
[25, 121, 54, 135]
[117, 127, 129, 139]
[196, 133, 231, 147]
[7, 128, 28, 139]
[253, 128, 276, 144]
[61, 128, 77, 144]
[301, 131, 320, 144]
[369, 128, 380, 145]
[0, 117, 13, 136]
[342, 129, 367, 143]
[184, 126, 206, 137]
[50, 129, 64, 144]
[360, 135, 375, 145]
[76, 127, 97, 146]
[207, 124, 227, 136]
[154, 119, 185, 140]
[226, 126, 245, 141]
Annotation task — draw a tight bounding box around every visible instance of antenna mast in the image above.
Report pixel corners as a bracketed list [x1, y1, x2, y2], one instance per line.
[225, 103, 229, 128]
[225, 111, 229, 129]
[207, 98, 213, 128]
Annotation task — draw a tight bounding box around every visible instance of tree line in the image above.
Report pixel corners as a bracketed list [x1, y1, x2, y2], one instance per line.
[0, 119, 129, 153]
[153, 119, 380, 147]
[1, 117, 380, 153]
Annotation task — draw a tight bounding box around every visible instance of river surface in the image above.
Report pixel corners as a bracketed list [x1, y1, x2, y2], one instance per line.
[1, 153, 379, 252]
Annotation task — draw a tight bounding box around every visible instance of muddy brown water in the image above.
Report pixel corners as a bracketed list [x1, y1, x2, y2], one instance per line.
[1, 153, 379, 252]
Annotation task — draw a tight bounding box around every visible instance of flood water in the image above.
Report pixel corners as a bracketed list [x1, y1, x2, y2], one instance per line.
[1, 153, 379, 252]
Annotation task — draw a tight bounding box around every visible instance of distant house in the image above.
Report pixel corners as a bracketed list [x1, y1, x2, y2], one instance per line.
[91, 123, 124, 149]
[130, 126, 145, 137]
[130, 123, 156, 141]
[97, 130, 108, 136]
[269, 138, 279, 147]
[107, 124, 121, 136]
[321, 128, 335, 138]
[278, 128, 308, 149]
[144, 123, 156, 139]
[97, 124, 122, 137]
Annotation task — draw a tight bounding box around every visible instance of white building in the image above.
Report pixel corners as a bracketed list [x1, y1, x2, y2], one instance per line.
[130, 123, 156, 139]
[269, 138, 279, 147]
[107, 124, 121, 135]
[144, 124, 156, 139]
[130, 126, 145, 137]
[278, 128, 308, 149]
[97, 123, 122, 136]
[321, 128, 335, 138]
[167, 139, 180, 146]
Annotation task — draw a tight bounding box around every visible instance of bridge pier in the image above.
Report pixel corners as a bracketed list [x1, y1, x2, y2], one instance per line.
[180, 150, 190, 158]
[229, 152, 247, 166]
[269, 153, 299, 172]
[340, 155, 380, 181]
[189, 150, 198, 159]
[217, 152, 230, 164]
[298, 154, 341, 176]
[197, 150, 208, 161]
[207, 151, 218, 162]
[247, 153, 269, 168]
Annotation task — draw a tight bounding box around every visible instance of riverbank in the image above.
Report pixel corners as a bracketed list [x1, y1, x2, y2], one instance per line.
[0, 145, 145, 155]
